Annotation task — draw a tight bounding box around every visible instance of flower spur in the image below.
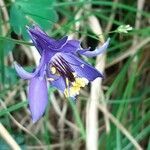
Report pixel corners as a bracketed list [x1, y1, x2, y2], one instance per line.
[14, 25, 110, 122]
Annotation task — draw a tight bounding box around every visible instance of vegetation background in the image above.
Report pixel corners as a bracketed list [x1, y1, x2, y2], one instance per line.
[0, 0, 149, 149]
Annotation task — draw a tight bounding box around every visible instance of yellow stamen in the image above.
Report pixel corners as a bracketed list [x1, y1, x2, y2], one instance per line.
[50, 66, 56, 74]
[64, 77, 89, 97]
[73, 77, 89, 87]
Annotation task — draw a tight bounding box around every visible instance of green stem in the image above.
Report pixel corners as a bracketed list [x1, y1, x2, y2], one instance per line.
[0, 36, 33, 46]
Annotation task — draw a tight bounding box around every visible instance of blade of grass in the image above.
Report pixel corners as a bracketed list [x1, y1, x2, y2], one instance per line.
[0, 101, 28, 117]
[123, 125, 150, 150]
[68, 99, 86, 139]
[0, 35, 32, 45]
[53, 1, 150, 17]
[97, 104, 143, 150]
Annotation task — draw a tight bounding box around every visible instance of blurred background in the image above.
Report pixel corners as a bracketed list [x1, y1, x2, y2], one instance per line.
[0, 0, 149, 149]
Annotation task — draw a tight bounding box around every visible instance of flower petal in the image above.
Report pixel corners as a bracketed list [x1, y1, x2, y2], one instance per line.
[27, 28, 55, 55]
[50, 77, 66, 92]
[28, 77, 48, 123]
[14, 51, 45, 79]
[60, 53, 104, 81]
[30, 25, 47, 35]
[54, 36, 68, 49]
[14, 62, 37, 79]
[27, 26, 68, 52]
[27, 26, 55, 44]
[78, 38, 110, 57]
[61, 40, 80, 53]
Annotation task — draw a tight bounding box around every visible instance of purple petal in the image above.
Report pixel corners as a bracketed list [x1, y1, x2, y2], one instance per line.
[27, 26, 68, 52]
[28, 77, 48, 123]
[61, 40, 80, 53]
[61, 53, 104, 81]
[50, 77, 66, 92]
[27, 28, 55, 55]
[14, 62, 37, 79]
[31, 25, 47, 35]
[54, 36, 68, 49]
[78, 38, 110, 57]
[14, 52, 45, 79]
[27, 26, 55, 43]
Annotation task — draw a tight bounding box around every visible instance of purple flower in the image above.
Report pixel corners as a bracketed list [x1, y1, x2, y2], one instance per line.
[14, 25, 110, 122]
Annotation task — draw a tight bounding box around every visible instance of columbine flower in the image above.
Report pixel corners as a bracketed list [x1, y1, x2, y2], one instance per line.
[14, 25, 110, 122]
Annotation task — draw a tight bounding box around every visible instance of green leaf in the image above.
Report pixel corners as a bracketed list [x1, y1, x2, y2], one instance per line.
[0, 38, 14, 84]
[10, 0, 58, 39]
[0, 101, 28, 117]
[3, 39, 15, 56]
[10, 4, 28, 35]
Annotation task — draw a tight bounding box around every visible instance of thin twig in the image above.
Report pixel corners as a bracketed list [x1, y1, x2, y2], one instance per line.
[86, 15, 110, 150]
[0, 123, 21, 150]
[58, 102, 67, 150]
[97, 104, 143, 150]
[0, 100, 43, 147]
[106, 37, 150, 68]
[50, 94, 80, 132]
[105, 0, 119, 33]
[133, 0, 145, 46]
[0, 0, 9, 35]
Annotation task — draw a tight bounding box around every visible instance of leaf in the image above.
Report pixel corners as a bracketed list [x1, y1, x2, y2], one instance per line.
[0, 39, 14, 85]
[3, 39, 15, 56]
[9, 0, 58, 39]
[10, 4, 28, 35]
[0, 41, 5, 84]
